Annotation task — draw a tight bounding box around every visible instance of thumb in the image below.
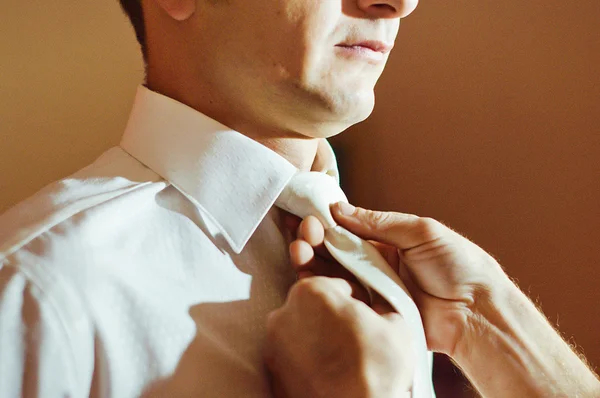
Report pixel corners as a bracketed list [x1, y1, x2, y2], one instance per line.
[331, 202, 441, 251]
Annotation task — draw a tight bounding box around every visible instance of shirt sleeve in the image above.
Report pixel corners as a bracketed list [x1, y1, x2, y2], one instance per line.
[0, 264, 83, 397]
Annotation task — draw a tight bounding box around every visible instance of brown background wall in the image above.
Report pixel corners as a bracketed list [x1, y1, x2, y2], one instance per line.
[0, 3, 144, 212]
[1, 0, 598, 384]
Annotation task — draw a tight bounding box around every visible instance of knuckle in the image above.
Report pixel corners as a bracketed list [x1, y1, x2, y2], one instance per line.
[384, 311, 405, 326]
[291, 277, 347, 308]
[338, 300, 366, 327]
[415, 217, 444, 241]
[364, 209, 393, 229]
[292, 277, 330, 299]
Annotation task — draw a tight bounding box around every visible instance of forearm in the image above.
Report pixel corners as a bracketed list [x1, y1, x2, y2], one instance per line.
[454, 275, 600, 398]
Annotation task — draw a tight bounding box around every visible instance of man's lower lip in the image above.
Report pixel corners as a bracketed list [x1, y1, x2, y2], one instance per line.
[335, 45, 385, 62]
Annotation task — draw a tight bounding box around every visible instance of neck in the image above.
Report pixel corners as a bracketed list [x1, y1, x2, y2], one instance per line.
[252, 136, 320, 172]
[145, 76, 320, 172]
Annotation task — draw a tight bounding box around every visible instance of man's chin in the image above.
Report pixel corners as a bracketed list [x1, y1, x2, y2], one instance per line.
[281, 88, 375, 138]
[297, 109, 373, 139]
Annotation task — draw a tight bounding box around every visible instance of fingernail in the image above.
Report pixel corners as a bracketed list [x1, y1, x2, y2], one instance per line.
[336, 202, 356, 216]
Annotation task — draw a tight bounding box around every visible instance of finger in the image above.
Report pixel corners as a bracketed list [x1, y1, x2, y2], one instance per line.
[290, 238, 358, 286]
[289, 239, 316, 271]
[331, 203, 446, 251]
[288, 236, 365, 295]
[308, 275, 370, 305]
[298, 276, 354, 299]
[302, 276, 369, 304]
[297, 216, 332, 260]
[298, 216, 325, 247]
[293, 254, 371, 304]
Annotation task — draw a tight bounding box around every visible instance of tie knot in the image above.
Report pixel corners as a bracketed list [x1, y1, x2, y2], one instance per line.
[276, 171, 348, 229]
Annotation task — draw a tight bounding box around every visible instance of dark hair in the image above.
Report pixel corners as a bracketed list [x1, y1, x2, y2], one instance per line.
[118, 0, 147, 59]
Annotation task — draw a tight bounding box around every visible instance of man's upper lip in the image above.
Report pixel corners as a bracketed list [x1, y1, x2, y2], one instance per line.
[336, 41, 394, 54]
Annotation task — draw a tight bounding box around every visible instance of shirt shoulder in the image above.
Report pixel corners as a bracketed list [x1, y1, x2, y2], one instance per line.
[0, 146, 201, 397]
[0, 147, 169, 396]
[0, 263, 92, 397]
[0, 146, 165, 261]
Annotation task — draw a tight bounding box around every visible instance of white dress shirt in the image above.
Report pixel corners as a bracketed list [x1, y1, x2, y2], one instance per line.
[0, 86, 318, 397]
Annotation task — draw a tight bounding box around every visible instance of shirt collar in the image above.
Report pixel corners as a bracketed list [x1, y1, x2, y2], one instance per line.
[120, 85, 338, 254]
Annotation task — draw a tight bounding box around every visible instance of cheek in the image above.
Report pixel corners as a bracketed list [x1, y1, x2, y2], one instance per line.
[249, 17, 306, 82]
[267, 1, 338, 81]
[302, 5, 341, 71]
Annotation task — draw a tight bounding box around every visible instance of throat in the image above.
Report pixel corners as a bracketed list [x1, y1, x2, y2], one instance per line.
[254, 136, 320, 172]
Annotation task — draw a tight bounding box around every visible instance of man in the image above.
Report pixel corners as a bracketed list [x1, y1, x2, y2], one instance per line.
[1, 1, 597, 398]
[0, 0, 418, 396]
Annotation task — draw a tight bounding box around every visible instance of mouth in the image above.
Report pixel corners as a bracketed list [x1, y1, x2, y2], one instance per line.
[335, 41, 394, 62]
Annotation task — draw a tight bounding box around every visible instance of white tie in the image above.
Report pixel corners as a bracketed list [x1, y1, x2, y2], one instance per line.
[276, 171, 435, 398]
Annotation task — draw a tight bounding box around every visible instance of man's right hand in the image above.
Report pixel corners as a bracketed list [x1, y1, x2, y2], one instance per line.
[291, 203, 511, 358]
[291, 203, 600, 397]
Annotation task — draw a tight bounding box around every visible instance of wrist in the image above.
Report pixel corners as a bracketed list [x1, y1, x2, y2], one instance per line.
[453, 266, 518, 364]
[451, 268, 600, 397]
[450, 272, 541, 395]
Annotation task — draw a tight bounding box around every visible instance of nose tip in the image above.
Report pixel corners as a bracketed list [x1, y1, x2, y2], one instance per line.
[358, 0, 419, 19]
